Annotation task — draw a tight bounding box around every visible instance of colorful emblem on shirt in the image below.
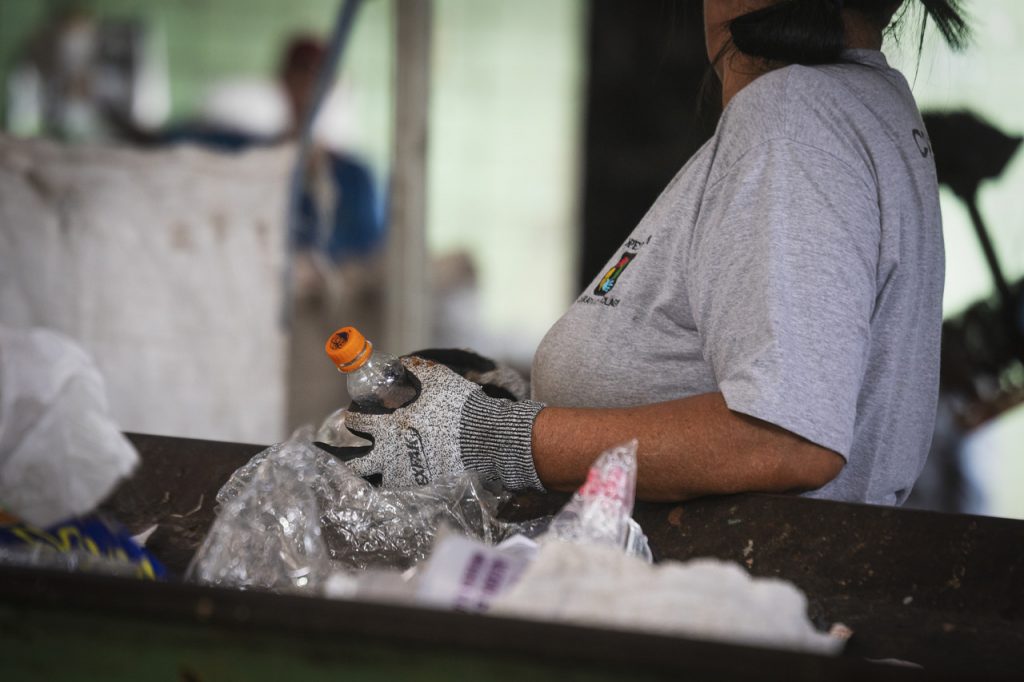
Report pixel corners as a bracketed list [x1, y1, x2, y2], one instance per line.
[594, 252, 636, 296]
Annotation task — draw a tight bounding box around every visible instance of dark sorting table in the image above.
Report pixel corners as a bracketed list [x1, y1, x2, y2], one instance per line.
[2, 432, 1022, 680]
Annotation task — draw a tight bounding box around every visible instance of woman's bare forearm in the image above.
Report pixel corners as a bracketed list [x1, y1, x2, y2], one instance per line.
[531, 392, 844, 501]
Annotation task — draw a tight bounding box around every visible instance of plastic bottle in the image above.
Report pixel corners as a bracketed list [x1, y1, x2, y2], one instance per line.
[324, 326, 417, 411]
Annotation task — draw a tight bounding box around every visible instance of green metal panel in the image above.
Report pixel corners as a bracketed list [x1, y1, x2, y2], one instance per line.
[0, 603, 666, 682]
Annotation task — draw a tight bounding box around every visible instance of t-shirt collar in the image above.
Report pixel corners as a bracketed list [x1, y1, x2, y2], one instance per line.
[840, 48, 889, 68]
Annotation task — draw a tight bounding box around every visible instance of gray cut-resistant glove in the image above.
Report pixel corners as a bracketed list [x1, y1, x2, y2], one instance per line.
[408, 348, 529, 401]
[343, 356, 545, 491]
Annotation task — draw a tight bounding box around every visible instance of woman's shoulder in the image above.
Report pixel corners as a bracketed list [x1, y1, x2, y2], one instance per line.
[713, 60, 899, 180]
[722, 62, 873, 138]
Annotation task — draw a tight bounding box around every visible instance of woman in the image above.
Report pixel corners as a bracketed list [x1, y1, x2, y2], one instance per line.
[345, 0, 969, 506]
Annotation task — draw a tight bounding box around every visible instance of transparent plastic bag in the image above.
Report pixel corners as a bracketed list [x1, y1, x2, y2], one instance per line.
[188, 432, 332, 593]
[315, 407, 371, 448]
[190, 427, 525, 592]
[544, 439, 652, 561]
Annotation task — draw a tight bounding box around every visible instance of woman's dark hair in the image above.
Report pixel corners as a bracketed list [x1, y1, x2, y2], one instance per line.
[728, 0, 970, 66]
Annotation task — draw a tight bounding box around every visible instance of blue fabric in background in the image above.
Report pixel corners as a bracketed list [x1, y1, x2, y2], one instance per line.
[296, 153, 384, 262]
[162, 127, 386, 263]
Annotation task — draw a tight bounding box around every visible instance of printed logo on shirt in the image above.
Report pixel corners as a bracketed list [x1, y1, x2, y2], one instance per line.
[577, 235, 651, 309]
[593, 252, 636, 296]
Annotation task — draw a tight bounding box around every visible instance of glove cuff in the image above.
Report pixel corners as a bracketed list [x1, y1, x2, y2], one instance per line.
[459, 391, 545, 492]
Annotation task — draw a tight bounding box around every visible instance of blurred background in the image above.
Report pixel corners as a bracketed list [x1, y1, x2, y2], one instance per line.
[0, 0, 1020, 518]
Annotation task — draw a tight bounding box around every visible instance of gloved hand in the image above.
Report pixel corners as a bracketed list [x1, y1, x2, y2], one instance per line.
[407, 348, 529, 401]
[343, 356, 545, 491]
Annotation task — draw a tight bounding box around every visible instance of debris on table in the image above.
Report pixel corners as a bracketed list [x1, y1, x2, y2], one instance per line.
[188, 426, 526, 592]
[187, 432, 842, 655]
[491, 543, 843, 656]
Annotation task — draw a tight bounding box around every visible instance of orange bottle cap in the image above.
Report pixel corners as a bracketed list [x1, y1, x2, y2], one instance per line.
[325, 326, 373, 372]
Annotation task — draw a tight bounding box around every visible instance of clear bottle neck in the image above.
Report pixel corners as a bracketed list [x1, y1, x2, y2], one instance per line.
[346, 351, 416, 410]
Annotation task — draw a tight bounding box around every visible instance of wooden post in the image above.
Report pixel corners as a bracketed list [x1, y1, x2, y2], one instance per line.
[386, 0, 432, 354]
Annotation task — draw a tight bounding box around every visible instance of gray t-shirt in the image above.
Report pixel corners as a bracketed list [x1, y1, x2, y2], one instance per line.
[531, 50, 944, 506]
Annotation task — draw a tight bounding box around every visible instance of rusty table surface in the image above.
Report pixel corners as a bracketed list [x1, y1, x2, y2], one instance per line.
[95, 432, 1024, 677]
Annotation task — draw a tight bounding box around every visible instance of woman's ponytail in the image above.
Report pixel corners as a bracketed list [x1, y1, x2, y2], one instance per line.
[726, 0, 969, 68]
[729, 0, 846, 66]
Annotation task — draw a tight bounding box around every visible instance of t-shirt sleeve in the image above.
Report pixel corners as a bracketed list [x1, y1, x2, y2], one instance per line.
[689, 138, 880, 459]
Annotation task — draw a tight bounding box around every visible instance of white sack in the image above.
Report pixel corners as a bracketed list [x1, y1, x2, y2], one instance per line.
[0, 135, 291, 443]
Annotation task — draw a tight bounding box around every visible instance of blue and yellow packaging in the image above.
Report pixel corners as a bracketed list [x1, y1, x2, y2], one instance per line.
[0, 510, 167, 580]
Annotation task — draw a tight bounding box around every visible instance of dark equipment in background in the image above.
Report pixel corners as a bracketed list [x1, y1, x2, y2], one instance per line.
[578, 0, 717, 290]
[923, 110, 1024, 427]
[906, 112, 1024, 514]
[924, 111, 1024, 350]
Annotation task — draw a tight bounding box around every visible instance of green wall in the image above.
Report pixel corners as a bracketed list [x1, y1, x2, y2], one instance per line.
[428, 0, 584, 352]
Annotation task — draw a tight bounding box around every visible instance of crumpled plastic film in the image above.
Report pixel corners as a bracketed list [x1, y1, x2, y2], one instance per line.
[544, 439, 651, 560]
[191, 427, 522, 591]
[317, 473, 516, 571]
[315, 407, 371, 448]
[188, 429, 332, 592]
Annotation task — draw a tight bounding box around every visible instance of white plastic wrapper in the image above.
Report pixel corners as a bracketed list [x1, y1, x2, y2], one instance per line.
[413, 531, 535, 613]
[545, 439, 652, 561]
[0, 325, 138, 527]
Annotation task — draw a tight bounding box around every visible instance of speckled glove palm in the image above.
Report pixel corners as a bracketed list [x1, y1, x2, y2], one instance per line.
[408, 348, 529, 401]
[343, 356, 545, 491]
